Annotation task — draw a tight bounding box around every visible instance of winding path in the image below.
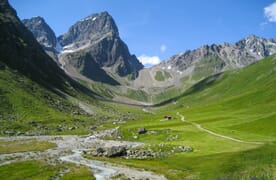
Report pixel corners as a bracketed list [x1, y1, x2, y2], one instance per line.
[142, 108, 155, 114]
[176, 112, 264, 145]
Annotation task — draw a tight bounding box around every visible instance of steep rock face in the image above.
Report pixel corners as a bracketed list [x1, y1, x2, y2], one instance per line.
[0, 0, 95, 96]
[58, 12, 143, 83]
[22, 16, 60, 61]
[59, 12, 118, 46]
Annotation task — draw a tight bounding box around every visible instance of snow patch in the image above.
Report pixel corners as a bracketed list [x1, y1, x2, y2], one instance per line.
[80, 16, 97, 22]
[177, 70, 182, 75]
[61, 44, 76, 54]
[62, 49, 75, 53]
[167, 66, 171, 70]
[60, 43, 93, 54]
[63, 44, 75, 50]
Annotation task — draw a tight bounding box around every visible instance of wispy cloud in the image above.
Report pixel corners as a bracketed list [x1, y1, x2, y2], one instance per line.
[160, 44, 167, 53]
[264, 2, 276, 22]
[259, 21, 268, 30]
[138, 55, 161, 67]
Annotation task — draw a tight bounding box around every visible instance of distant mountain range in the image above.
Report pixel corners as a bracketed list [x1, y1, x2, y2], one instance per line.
[21, 5, 276, 103]
[134, 34, 276, 88]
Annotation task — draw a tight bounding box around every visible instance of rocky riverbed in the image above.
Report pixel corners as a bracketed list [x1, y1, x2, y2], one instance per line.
[0, 128, 167, 180]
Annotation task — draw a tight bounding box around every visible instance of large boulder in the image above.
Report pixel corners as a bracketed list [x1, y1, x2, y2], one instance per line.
[137, 127, 147, 134]
[104, 146, 127, 157]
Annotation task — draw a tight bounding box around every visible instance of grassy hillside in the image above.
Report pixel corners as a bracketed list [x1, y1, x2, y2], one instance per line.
[0, 66, 127, 136]
[161, 54, 276, 141]
[90, 55, 276, 179]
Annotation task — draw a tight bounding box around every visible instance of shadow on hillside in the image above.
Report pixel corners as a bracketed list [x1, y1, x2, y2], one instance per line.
[152, 72, 223, 107]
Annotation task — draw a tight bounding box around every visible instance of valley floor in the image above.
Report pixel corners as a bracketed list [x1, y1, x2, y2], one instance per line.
[1, 111, 275, 179]
[0, 57, 275, 179]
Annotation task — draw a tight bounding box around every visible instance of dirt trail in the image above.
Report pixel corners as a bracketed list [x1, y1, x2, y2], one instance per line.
[176, 112, 264, 145]
[0, 129, 166, 180]
[142, 108, 155, 114]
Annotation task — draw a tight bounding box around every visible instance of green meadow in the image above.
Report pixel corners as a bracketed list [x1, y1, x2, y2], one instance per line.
[0, 55, 275, 179]
[85, 55, 276, 179]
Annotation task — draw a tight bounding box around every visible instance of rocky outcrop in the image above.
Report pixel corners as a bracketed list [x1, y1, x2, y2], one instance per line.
[88, 145, 193, 159]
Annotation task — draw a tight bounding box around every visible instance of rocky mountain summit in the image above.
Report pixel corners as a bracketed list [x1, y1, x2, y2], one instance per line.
[132, 35, 276, 89]
[58, 12, 143, 83]
[22, 17, 60, 61]
[58, 12, 118, 47]
[126, 35, 276, 104]
[159, 35, 276, 71]
[24, 12, 143, 84]
[22, 17, 57, 50]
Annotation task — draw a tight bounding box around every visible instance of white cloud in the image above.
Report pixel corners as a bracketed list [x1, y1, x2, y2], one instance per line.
[264, 2, 276, 22]
[138, 55, 161, 66]
[160, 44, 167, 53]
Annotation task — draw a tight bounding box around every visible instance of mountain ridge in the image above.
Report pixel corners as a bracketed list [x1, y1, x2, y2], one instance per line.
[21, 10, 276, 104]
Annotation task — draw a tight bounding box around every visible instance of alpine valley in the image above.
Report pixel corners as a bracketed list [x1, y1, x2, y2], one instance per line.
[0, 0, 275, 179]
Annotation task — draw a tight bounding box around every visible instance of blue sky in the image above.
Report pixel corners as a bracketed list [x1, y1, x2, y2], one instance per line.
[9, 0, 276, 67]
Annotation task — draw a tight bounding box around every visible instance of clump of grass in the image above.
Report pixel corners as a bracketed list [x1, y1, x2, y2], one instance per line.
[0, 160, 59, 179]
[61, 165, 95, 180]
[0, 139, 56, 154]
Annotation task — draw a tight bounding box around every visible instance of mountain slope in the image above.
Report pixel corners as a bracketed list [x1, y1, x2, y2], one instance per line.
[0, 0, 96, 97]
[0, 0, 113, 135]
[130, 35, 276, 103]
[164, 54, 276, 141]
